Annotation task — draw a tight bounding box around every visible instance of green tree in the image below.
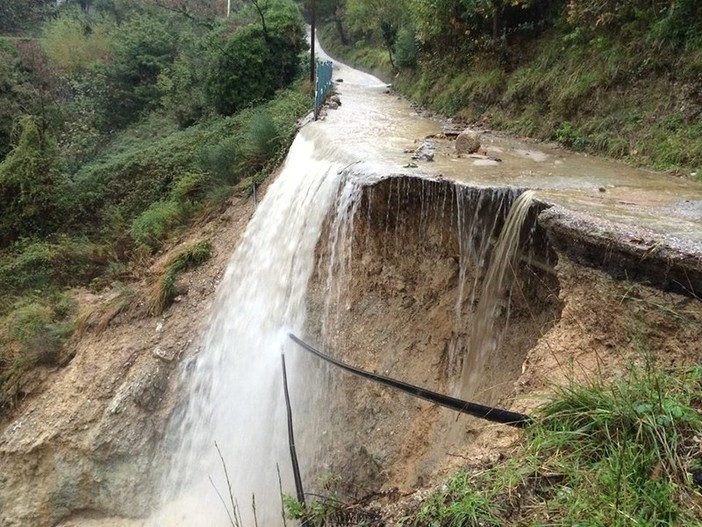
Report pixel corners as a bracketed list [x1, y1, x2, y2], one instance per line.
[206, 0, 306, 116]
[0, 0, 53, 34]
[98, 12, 181, 128]
[0, 38, 60, 162]
[0, 117, 61, 246]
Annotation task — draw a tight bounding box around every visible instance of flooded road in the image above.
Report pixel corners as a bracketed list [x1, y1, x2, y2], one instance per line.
[314, 45, 702, 246]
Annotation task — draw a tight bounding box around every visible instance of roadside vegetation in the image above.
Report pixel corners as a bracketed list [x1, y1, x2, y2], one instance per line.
[0, 0, 312, 413]
[313, 0, 702, 177]
[284, 359, 702, 526]
[413, 361, 702, 526]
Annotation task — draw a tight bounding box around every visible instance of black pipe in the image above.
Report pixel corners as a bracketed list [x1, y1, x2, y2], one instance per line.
[281, 354, 306, 504]
[288, 334, 531, 428]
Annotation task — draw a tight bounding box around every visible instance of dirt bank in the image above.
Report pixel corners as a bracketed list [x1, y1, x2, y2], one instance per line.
[300, 174, 702, 516]
[0, 183, 262, 527]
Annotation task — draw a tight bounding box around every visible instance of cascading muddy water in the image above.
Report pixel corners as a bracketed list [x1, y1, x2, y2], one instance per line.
[303, 176, 558, 496]
[460, 190, 536, 400]
[152, 126, 359, 526]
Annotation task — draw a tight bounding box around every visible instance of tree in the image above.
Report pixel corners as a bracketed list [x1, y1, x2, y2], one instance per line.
[0, 39, 60, 162]
[0, 117, 61, 246]
[0, 0, 53, 34]
[98, 12, 181, 128]
[206, 0, 306, 115]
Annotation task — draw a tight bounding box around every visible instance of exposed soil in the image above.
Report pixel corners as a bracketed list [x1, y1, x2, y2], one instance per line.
[300, 174, 702, 512]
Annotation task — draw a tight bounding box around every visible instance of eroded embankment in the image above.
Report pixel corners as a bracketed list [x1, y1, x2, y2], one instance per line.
[303, 176, 562, 496]
[302, 174, 702, 506]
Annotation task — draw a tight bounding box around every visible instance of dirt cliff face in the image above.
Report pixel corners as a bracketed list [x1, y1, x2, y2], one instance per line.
[302, 176, 562, 496]
[301, 174, 702, 507]
[2, 173, 701, 527]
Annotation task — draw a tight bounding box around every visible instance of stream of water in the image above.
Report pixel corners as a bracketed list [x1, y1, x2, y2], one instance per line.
[152, 127, 357, 526]
[150, 39, 701, 526]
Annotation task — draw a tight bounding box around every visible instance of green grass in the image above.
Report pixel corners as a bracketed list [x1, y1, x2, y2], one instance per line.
[146, 240, 212, 316]
[0, 293, 75, 412]
[413, 363, 702, 526]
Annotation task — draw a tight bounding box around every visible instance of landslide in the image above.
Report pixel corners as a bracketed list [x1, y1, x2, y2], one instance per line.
[301, 175, 702, 524]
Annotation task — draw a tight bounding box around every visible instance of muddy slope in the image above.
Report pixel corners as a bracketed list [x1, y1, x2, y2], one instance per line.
[301, 174, 702, 503]
[302, 176, 562, 496]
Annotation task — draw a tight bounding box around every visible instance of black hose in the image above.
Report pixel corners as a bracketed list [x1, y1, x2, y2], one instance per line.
[288, 334, 531, 428]
[281, 354, 306, 504]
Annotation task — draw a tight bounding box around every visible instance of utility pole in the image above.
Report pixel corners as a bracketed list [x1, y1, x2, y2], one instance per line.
[310, 0, 316, 84]
[227, 0, 230, 16]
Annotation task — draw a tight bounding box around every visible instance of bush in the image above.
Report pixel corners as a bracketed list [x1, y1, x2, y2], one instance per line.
[0, 294, 75, 412]
[170, 170, 213, 203]
[242, 109, 280, 167]
[130, 201, 184, 250]
[0, 237, 108, 294]
[394, 26, 418, 69]
[0, 117, 61, 247]
[41, 9, 113, 75]
[197, 139, 242, 185]
[206, 1, 306, 116]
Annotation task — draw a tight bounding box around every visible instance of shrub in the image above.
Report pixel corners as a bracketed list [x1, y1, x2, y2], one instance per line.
[0, 117, 61, 247]
[0, 294, 75, 412]
[197, 139, 242, 185]
[41, 9, 113, 74]
[130, 200, 184, 250]
[0, 237, 108, 294]
[170, 170, 213, 203]
[206, 1, 306, 116]
[395, 26, 418, 69]
[242, 109, 280, 167]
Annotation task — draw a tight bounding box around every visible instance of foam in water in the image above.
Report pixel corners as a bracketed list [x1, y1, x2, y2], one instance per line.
[153, 126, 354, 526]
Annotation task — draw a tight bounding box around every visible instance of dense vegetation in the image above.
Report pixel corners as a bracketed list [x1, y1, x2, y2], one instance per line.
[413, 361, 702, 526]
[314, 0, 702, 176]
[0, 0, 311, 412]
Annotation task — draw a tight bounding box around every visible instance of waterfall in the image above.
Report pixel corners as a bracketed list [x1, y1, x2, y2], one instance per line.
[153, 125, 357, 526]
[460, 190, 536, 399]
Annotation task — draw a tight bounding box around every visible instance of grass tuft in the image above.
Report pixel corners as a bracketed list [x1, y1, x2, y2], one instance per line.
[146, 241, 212, 316]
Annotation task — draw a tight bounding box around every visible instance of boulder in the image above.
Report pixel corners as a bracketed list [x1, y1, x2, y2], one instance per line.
[455, 131, 481, 154]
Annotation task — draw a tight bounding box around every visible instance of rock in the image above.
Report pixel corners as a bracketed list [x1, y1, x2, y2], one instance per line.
[455, 130, 481, 154]
[328, 101, 339, 110]
[412, 141, 435, 162]
[335, 78, 343, 83]
[329, 94, 341, 106]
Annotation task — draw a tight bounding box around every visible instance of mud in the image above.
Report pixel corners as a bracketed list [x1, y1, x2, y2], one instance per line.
[302, 176, 561, 497]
